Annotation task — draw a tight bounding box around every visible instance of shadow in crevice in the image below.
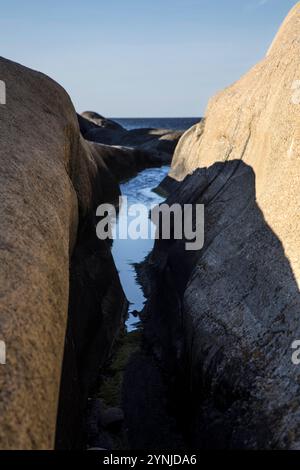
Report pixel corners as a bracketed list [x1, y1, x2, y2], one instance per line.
[123, 159, 300, 450]
[55, 169, 127, 450]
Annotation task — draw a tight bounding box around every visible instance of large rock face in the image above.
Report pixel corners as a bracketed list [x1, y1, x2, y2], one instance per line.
[149, 4, 300, 449]
[0, 57, 126, 449]
[89, 142, 170, 181]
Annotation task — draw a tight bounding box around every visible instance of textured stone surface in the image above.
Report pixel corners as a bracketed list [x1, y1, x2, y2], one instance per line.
[83, 122, 182, 165]
[149, 4, 300, 449]
[81, 111, 123, 131]
[89, 142, 169, 181]
[0, 57, 126, 449]
[78, 113, 182, 175]
[170, 120, 205, 181]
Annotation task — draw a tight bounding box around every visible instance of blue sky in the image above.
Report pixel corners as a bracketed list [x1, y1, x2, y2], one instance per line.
[1, 0, 297, 116]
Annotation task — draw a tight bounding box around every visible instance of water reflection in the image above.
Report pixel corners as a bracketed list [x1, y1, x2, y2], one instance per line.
[111, 166, 169, 331]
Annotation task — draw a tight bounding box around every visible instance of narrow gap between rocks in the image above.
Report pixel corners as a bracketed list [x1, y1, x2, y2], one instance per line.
[85, 164, 194, 451]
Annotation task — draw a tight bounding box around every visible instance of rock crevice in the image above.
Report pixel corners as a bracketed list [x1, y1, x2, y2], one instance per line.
[137, 3, 300, 450]
[0, 57, 128, 449]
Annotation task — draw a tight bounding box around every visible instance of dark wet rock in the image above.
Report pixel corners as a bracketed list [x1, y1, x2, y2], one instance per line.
[122, 350, 185, 450]
[83, 122, 183, 166]
[78, 112, 182, 177]
[77, 113, 99, 137]
[90, 142, 168, 182]
[86, 126, 182, 160]
[153, 175, 181, 198]
[0, 56, 127, 449]
[83, 126, 126, 145]
[86, 399, 114, 450]
[81, 111, 123, 131]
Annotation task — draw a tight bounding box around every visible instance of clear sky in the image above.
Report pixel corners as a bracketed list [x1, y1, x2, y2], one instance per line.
[1, 0, 297, 117]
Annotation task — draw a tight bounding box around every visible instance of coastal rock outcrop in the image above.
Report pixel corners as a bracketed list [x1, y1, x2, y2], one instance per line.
[0, 57, 126, 449]
[169, 120, 205, 180]
[78, 111, 183, 166]
[144, 3, 300, 449]
[81, 111, 124, 131]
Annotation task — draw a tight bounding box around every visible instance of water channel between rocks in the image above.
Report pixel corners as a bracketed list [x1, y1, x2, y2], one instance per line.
[111, 165, 169, 331]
